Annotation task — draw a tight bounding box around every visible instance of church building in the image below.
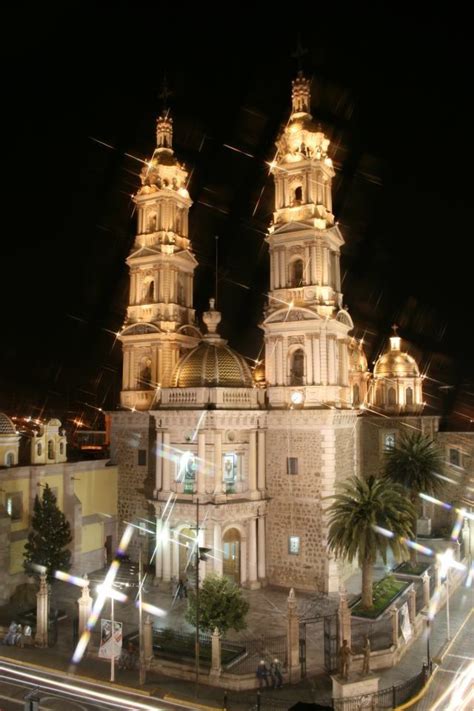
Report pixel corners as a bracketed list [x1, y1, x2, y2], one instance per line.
[109, 73, 472, 594]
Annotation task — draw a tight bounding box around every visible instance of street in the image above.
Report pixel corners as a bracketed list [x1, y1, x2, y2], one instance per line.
[0, 659, 197, 710]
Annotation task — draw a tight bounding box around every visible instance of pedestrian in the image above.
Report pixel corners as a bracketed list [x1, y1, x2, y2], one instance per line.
[22, 625, 33, 647]
[270, 658, 283, 688]
[14, 625, 23, 647]
[176, 578, 184, 599]
[256, 659, 270, 689]
[3, 621, 17, 645]
[182, 576, 188, 598]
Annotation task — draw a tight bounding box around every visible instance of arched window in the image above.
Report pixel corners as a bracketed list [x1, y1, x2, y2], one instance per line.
[290, 259, 304, 287]
[388, 388, 396, 406]
[290, 349, 305, 386]
[406, 387, 414, 406]
[147, 280, 154, 302]
[48, 440, 55, 459]
[37, 442, 42, 456]
[376, 387, 383, 406]
[59, 442, 64, 455]
[5, 453, 14, 467]
[353, 384, 360, 406]
[140, 358, 153, 389]
[293, 185, 303, 205]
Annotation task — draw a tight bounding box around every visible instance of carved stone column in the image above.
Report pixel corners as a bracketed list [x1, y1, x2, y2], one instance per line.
[286, 588, 301, 683]
[35, 573, 49, 648]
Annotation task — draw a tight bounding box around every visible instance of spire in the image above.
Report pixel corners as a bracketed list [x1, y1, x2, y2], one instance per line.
[390, 324, 401, 351]
[203, 298, 222, 343]
[291, 72, 311, 116]
[156, 76, 174, 150]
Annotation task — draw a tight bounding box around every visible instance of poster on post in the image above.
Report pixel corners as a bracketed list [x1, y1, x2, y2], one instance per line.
[98, 618, 123, 659]
[399, 602, 412, 642]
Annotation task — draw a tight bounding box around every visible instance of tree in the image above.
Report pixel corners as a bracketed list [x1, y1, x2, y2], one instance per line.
[185, 573, 249, 635]
[384, 432, 443, 559]
[23, 484, 72, 579]
[327, 476, 415, 609]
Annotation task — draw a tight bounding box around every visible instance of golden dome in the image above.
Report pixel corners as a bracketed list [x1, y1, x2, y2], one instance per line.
[373, 336, 420, 378]
[172, 342, 253, 388]
[348, 340, 368, 373]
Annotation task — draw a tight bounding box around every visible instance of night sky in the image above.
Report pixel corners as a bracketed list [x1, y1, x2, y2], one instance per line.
[1, 5, 473, 431]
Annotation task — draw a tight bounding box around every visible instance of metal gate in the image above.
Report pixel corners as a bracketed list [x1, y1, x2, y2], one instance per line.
[299, 613, 339, 677]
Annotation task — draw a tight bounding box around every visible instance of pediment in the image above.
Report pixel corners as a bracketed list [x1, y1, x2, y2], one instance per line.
[264, 306, 321, 324]
[121, 323, 161, 336]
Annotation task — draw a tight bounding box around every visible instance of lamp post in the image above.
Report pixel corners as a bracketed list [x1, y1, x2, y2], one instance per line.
[97, 585, 125, 683]
[438, 548, 454, 642]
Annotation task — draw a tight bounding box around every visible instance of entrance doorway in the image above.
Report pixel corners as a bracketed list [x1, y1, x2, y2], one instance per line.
[223, 528, 241, 584]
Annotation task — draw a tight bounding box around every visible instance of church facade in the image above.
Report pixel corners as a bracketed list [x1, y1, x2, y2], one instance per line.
[109, 74, 472, 594]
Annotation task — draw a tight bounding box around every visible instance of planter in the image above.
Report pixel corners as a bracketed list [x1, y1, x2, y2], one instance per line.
[393, 561, 431, 578]
[350, 577, 411, 620]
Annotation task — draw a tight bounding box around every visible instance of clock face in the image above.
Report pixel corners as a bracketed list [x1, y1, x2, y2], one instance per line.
[290, 390, 304, 405]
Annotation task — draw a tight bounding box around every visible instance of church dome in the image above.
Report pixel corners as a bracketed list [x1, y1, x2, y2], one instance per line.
[171, 299, 253, 389]
[172, 342, 253, 388]
[373, 335, 420, 378]
[0, 413, 16, 435]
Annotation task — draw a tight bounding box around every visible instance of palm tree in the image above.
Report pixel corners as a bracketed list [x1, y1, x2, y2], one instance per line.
[327, 476, 415, 609]
[384, 432, 443, 560]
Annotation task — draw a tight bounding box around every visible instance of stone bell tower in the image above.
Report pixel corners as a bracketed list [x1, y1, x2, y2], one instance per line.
[263, 71, 354, 409]
[263, 73, 359, 595]
[119, 107, 199, 411]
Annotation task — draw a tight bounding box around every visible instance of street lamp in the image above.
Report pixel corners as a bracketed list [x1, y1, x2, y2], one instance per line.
[437, 548, 454, 641]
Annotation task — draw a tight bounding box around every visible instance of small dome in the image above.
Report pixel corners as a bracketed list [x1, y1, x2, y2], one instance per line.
[0, 413, 16, 435]
[47, 418, 62, 427]
[348, 340, 368, 373]
[253, 360, 266, 387]
[172, 342, 253, 388]
[374, 336, 420, 378]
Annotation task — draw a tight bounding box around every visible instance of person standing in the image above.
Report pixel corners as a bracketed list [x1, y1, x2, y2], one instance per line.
[256, 660, 270, 689]
[270, 658, 283, 688]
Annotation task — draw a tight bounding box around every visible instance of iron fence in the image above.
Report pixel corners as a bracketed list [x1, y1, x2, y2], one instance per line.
[332, 667, 426, 710]
[223, 635, 287, 675]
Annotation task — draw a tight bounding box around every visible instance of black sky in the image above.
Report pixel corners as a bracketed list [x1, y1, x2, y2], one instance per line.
[1, 4, 473, 430]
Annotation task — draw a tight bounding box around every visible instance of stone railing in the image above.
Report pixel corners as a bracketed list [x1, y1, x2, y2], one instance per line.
[160, 387, 258, 409]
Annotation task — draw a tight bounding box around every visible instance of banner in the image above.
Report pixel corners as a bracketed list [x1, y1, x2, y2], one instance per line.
[98, 618, 122, 659]
[399, 602, 412, 642]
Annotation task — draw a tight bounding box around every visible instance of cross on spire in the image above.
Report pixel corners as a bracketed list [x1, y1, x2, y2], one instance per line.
[159, 74, 173, 111]
[292, 35, 308, 73]
[391, 324, 399, 336]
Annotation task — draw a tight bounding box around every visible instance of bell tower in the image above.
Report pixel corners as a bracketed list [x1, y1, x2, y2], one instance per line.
[263, 72, 353, 409]
[119, 106, 199, 411]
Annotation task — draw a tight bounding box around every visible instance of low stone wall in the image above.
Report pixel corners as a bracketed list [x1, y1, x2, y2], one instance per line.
[149, 657, 263, 690]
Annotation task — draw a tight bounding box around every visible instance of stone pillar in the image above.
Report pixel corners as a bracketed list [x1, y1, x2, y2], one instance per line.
[240, 538, 248, 586]
[276, 339, 283, 385]
[144, 615, 153, 663]
[248, 518, 258, 588]
[287, 588, 301, 683]
[338, 586, 351, 648]
[408, 587, 417, 624]
[154, 516, 163, 583]
[155, 430, 163, 494]
[311, 244, 317, 284]
[77, 576, 92, 637]
[391, 606, 399, 646]
[35, 573, 49, 648]
[313, 336, 321, 383]
[422, 573, 430, 607]
[197, 432, 206, 494]
[306, 336, 313, 385]
[279, 248, 286, 287]
[213, 431, 223, 495]
[257, 430, 266, 492]
[162, 432, 171, 491]
[248, 431, 258, 497]
[162, 520, 171, 582]
[213, 522, 223, 576]
[327, 337, 336, 384]
[210, 627, 222, 677]
[257, 515, 266, 582]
